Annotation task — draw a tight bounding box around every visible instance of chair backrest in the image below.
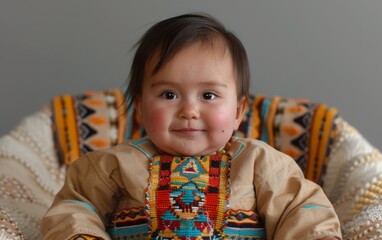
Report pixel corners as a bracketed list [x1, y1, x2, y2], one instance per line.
[51, 89, 338, 185]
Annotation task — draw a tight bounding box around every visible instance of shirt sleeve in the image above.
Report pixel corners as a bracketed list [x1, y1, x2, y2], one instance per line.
[41, 151, 122, 240]
[252, 143, 342, 240]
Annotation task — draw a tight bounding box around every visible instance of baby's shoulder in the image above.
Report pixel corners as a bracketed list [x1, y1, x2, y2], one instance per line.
[230, 137, 295, 166]
[74, 138, 155, 165]
[230, 137, 284, 156]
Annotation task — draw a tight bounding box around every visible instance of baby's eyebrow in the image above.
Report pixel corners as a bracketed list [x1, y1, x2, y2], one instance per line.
[150, 81, 173, 88]
[150, 81, 228, 88]
[199, 81, 228, 88]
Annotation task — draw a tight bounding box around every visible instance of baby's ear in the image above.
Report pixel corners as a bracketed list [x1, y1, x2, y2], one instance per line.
[234, 97, 248, 130]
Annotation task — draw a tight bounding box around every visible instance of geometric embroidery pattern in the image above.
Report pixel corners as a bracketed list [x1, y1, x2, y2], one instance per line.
[108, 207, 149, 239]
[147, 154, 231, 239]
[223, 209, 265, 239]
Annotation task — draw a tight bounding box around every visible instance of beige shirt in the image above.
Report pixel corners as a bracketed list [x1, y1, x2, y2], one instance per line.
[41, 137, 342, 240]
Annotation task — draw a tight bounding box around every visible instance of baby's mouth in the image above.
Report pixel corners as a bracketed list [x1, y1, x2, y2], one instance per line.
[172, 128, 205, 135]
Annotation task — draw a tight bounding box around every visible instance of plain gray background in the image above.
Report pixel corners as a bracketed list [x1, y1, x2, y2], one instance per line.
[1, 0, 381, 150]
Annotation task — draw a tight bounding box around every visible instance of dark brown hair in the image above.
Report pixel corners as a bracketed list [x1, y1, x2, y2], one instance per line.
[125, 13, 250, 108]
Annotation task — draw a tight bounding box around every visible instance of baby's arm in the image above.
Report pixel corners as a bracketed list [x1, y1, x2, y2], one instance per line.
[41, 152, 120, 240]
[253, 148, 342, 239]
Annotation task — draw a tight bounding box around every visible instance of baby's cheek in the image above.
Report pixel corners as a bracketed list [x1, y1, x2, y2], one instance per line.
[144, 108, 169, 132]
[207, 110, 235, 132]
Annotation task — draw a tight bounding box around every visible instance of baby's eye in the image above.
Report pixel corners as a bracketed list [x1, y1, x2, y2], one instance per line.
[202, 92, 217, 100]
[160, 91, 177, 100]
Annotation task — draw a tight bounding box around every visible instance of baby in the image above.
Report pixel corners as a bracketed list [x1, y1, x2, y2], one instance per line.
[41, 13, 342, 239]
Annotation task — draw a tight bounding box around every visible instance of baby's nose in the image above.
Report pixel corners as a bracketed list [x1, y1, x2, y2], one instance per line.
[178, 102, 200, 119]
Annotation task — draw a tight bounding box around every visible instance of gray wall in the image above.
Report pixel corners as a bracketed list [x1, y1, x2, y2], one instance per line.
[1, 0, 381, 150]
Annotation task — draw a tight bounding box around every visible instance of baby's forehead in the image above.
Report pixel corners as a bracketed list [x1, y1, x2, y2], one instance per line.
[145, 37, 233, 76]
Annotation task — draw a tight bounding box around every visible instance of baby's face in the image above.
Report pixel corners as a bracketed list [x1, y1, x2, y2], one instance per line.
[136, 41, 246, 156]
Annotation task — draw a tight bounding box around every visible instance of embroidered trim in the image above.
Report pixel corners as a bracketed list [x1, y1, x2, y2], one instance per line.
[223, 209, 265, 239]
[108, 208, 149, 239]
[64, 200, 96, 212]
[230, 142, 246, 161]
[128, 138, 156, 159]
[302, 204, 328, 209]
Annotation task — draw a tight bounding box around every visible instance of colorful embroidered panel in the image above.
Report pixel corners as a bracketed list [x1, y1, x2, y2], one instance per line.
[108, 207, 266, 240]
[108, 208, 150, 239]
[147, 154, 231, 239]
[223, 209, 265, 239]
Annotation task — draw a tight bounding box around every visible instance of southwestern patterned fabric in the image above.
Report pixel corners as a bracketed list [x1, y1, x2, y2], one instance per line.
[51, 89, 128, 165]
